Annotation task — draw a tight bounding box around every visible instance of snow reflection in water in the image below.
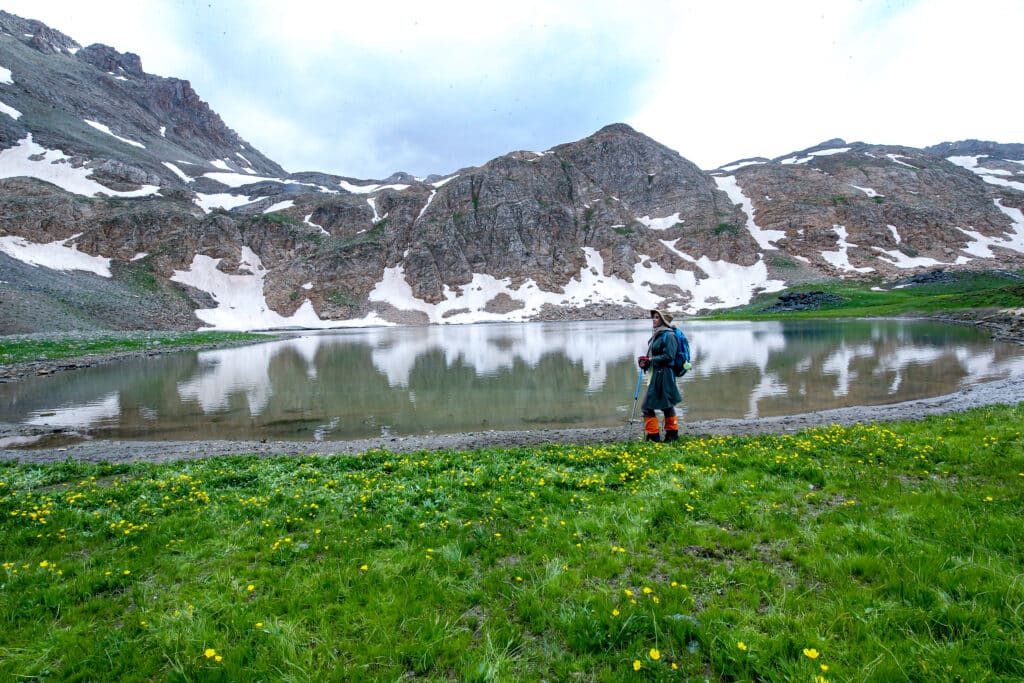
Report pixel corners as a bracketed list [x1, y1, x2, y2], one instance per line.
[2, 318, 1023, 443]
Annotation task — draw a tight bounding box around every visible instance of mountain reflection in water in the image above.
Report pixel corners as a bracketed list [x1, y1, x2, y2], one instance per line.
[2, 318, 1023, 444]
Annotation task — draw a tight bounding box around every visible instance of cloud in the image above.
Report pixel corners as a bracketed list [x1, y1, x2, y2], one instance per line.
[2, 0, 1022, 178]
[180, 0, 663, 177]
[629, 0, 1024, 167]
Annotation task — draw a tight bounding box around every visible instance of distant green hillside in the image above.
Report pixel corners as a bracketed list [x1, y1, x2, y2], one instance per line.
[705, 270, 1024, 320]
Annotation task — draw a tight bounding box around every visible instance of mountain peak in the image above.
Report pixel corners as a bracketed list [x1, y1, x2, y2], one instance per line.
[78, 43, 145, 78]
[595, 122, 638, 135]
[0, 10, 79, 55]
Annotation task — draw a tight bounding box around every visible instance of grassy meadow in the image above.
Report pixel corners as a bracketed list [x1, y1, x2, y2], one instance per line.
[708, 270, 1024, 320]
[0, 331, 269, 366]
[2, 405, 1023, 681]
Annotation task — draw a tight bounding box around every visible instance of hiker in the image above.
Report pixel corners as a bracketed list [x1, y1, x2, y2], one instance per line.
[637, 308, 682, 442]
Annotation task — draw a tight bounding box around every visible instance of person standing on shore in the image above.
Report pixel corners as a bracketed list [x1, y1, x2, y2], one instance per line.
[637, 308, 682, 442]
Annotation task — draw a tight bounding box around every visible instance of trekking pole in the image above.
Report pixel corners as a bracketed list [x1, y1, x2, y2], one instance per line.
[628, 367, 644, 440]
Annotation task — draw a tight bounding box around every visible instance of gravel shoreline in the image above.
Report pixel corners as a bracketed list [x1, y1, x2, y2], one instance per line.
[2, 313, 1022, 465]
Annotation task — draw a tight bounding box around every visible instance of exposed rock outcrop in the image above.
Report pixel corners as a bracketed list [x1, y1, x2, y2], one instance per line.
[2, 11, 1023, 334]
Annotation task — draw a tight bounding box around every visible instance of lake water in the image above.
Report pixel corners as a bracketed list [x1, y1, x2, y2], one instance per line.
[2, 318, 1024, 445]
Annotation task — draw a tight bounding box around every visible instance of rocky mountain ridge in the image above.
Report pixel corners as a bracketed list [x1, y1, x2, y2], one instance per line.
[1, 11, 1023, 333]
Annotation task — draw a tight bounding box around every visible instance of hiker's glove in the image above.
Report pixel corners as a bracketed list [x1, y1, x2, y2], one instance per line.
[637, 356, 650, 370]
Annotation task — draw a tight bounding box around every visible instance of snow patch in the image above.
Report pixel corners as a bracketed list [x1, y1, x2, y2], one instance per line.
[713, 175, 786, 250]
[637, 212, 682, 230]
[0, 233, 112, 277]
[821, 225, 873, 273]
[84, 120, 145, 149]
[780, 147, 850, 164]
[872, 247, 948, 269]
[850, 184, 883, 198]
[0, 134, 160, 198]
[369, 246, 784, 324]
[663, 241, 786, 307]
[432, 174, 459, 188]
[339, 179, 411, 194]
[193, 192, 255, 213]
[0, 99, 21, 119]
[162, 161, 191, 182]
[204, 170, 279, 188]
[417, 190, 437, 220]
[303, 213, 330, 236]
[202, 170, 336, 194]
[947, 155, 1024, 192]
[263, 199, 295, 214]
[956, 199, 1024, 257]
[872, 223, 960, 268]
[368, 197, 388, 223]
[0, 66, 13, 84]
[886, 154, 918, 169]
[171, 247, 389, 331]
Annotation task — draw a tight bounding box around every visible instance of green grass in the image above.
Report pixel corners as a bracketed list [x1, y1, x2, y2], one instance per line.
[0, 331, 270, 366]
[709, 271, 1024, 320]
[2, 405, 1022, 680]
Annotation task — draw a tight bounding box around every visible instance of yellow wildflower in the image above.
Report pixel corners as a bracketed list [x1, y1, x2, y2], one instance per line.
[737, 642, 748, 651]
[633, 660, 642, 671]
[204, 648, 216, 659]
[649, 648, 660, 660]
[803, 648, 820, 659]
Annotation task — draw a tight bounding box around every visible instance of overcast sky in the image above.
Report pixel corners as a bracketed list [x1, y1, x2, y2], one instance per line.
[3, 0, 1021, 179]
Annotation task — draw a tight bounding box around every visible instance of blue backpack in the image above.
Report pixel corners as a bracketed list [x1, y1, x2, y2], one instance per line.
[664, 328, 692, 377]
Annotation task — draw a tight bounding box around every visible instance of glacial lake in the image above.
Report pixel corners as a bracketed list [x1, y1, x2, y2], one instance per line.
[2, 318, 1024, 446]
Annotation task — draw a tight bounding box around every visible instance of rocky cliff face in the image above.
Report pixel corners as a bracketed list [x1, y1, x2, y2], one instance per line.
[0, 11, 282, 182]
[715, 140, 1024, 278]
[1, 11, 1023, 333]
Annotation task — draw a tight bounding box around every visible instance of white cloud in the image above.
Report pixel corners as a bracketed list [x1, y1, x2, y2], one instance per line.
[1, 0, 1020, 178]
[629, 0, 1024, 167]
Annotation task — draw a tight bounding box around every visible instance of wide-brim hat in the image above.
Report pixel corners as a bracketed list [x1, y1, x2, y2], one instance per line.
[649, 308, 673, 325]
